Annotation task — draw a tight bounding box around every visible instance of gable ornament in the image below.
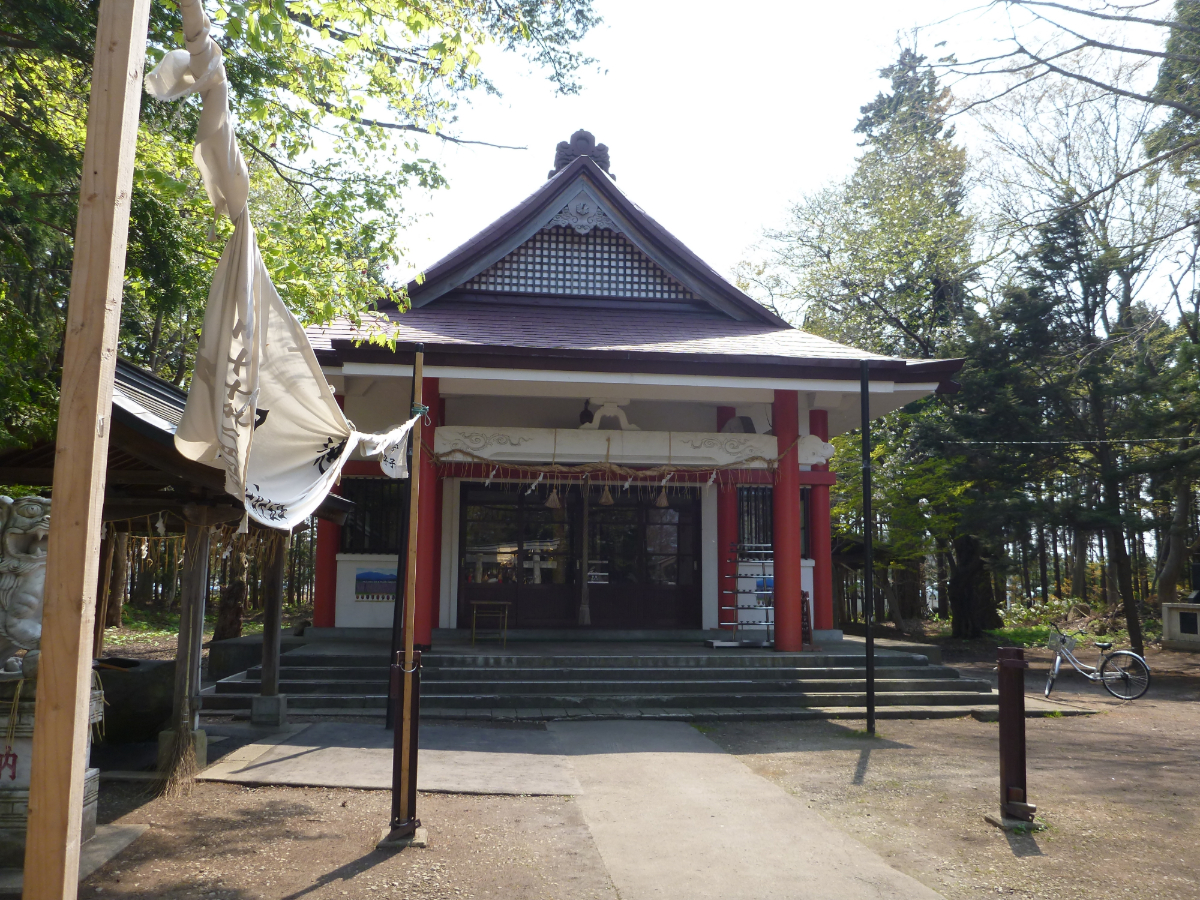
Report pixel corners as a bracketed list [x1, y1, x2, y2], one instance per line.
[550, 194, 619, 235]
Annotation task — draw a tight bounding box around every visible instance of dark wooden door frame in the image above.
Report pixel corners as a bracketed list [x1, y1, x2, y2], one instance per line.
[457, 483, 701, 630]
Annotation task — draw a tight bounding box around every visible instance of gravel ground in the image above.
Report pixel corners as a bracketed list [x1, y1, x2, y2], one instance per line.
[82, 641, 1198, 900]
[704, 645, 1200, 900]
[84, 785, 617, 900]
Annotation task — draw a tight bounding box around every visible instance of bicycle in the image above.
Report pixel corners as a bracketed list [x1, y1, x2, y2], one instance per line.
[1044, 624, 1151, 700]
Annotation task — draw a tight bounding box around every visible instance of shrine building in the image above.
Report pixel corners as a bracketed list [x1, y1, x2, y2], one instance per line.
[307, 131, 962, 651]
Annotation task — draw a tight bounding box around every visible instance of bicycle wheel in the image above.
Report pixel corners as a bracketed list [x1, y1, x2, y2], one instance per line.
[1045, 654, 1061, 698]
[1100, 651, 1151, 700]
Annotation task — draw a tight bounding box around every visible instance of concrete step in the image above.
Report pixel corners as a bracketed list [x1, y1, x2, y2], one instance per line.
[410, 678, 992, 696]
[202, 691, 997, 712]
[241, 664, 962, 684]
[201, 701, 1075, 723]
[415, 691, 998, 710]
[271, 652, 935, 670]
[418, 665, 963, 682]
[421, 653, 935, 669]
[245, 666, 390, 681]
[201, 690, 390, 710]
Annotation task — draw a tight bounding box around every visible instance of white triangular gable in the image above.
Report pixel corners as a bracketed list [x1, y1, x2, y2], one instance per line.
[461, 190, 699, 302]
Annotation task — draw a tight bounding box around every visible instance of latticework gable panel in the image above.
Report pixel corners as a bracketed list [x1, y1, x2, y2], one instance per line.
[461, 226, 698, 301]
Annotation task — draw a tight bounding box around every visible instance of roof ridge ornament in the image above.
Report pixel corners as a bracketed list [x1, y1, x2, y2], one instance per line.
[549, 129, 613, 179]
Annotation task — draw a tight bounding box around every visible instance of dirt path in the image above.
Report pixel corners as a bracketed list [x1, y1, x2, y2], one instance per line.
[84, 784, 616, 900]
[704, 656, 1200, 900]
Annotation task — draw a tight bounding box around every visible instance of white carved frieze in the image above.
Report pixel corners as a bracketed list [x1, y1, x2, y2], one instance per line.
[436, 427, 780, 468]
[550, 191, 619, 235]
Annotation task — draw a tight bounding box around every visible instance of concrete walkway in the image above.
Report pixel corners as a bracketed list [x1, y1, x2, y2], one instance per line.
[200, 719, 944, 898]
[199, 722, 580, 794]
[550, 720, 941, 900]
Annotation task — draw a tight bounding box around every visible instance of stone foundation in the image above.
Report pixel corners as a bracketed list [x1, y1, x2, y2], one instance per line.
[0, 681, 103, 867]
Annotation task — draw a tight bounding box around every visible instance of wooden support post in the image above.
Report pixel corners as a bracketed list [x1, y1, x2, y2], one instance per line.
[386, 347, 424, 840]
[171, 521, 211, 736]
[579, 475, 591, 626]
[260, 537, 286, 696]
[252, 533, 288, 726]
[997, 647, 1035, 823]
[93, 526, 116, 658]
[24, 0, 151, 895]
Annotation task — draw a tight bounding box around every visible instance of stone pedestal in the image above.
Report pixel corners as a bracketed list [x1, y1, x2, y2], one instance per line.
[251, 694, 288, 727]
[1162, 603, 1200, 652]
[0, 680, 103, 867]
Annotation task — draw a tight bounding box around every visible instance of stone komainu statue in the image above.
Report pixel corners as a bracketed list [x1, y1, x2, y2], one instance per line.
[0, 496, 50, 674]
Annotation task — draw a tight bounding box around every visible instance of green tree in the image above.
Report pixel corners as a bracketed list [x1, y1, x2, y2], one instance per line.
[745, 48, 983, 634]
[0, 0, 598, 447]
[749, 48, 976, 359]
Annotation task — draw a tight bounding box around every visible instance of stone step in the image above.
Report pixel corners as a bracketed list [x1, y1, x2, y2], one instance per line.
[242, 664, 962, 683]
[422, 653, 936, 669]
[203, 703, 1044, 723]
[201, 691, 389, 710]
[415, 691, 998, 710]
[219, 676, 988, 697]
[269, 652, 935, 670]
[426, 678, 989, 696]
[200, 688, 997, 712]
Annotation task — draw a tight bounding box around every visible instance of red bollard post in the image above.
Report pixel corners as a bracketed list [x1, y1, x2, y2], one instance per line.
[997, 647, 1035, 823]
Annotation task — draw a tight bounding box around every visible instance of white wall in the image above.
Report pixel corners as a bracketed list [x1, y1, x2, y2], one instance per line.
[341, 377, 412, 436]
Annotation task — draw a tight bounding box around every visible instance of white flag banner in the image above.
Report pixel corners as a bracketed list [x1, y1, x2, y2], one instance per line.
[147, 0, 417, 531]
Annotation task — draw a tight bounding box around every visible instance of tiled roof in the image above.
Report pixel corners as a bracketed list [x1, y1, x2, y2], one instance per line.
[308, 301, 893, 363]
[113, 359, 186, 429]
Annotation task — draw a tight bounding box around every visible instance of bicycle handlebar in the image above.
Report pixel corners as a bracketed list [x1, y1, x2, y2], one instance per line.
[1050, 623, 1086, 638]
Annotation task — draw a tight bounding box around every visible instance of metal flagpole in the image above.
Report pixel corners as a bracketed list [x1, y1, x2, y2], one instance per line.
[860, 358, 876, 736]
[382, 344, 425, 843]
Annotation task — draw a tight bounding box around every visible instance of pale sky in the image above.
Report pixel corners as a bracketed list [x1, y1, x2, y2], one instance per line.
[395, 0, 1013, 282]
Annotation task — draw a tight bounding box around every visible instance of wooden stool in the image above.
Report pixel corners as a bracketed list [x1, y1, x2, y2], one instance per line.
[471, 600, 512, 648]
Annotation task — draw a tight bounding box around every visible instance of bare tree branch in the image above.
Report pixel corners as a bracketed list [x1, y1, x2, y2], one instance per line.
[1013, 41, 1200, 121]
[315, 101, 526, 149]
[1001, 0, 1200, 36]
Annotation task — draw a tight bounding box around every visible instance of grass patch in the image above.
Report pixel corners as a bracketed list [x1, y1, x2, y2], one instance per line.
[839, 727, 885, 739]
[984, 626, 1051, 648]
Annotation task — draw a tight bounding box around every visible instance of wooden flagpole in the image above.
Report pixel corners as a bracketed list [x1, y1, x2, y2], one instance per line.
[387, 346, 424, 838]
[24, 0, 152, 896]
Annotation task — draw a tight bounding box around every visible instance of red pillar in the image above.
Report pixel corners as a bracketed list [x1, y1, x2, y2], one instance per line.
[313, 393, 345, 628]
[314, 515, 339, 628]
[716, 406, 738, 632]
[414, 377, 441, 647]
[809, 408, 834, 632]
[772, 391, 803, 651]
